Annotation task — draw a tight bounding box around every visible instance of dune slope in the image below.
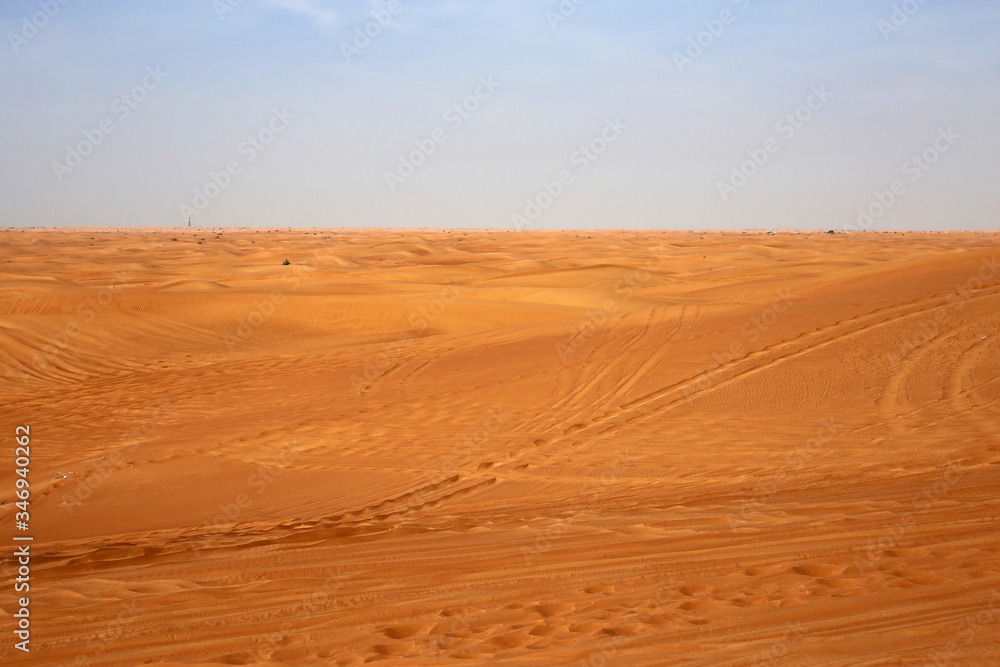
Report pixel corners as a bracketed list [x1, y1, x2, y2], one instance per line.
[1, 228, 999, 665]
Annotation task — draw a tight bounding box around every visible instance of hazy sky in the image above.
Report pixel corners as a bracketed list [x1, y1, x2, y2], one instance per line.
[2, 0, 998, 230]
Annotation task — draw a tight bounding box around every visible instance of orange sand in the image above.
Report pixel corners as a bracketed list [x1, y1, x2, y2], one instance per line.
[2, 228, 999, 665]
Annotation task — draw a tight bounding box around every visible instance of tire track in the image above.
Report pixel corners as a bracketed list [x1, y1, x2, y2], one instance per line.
[314, 285, 1000, 525]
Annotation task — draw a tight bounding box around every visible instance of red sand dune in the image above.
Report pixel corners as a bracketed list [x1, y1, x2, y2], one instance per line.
[2, 228, 999, 665]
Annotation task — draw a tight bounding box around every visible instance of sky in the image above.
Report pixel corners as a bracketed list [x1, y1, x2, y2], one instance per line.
[1, 0, 998, 230]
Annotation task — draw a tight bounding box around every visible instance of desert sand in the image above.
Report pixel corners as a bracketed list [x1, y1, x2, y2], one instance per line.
[2, 228, 999, 666]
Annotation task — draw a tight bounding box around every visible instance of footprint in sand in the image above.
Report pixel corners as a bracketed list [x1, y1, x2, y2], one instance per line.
[382, 623, 435, 639]
[534, 602, 576, 617]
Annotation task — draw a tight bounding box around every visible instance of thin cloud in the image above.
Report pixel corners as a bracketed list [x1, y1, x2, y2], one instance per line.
[259, 0, 339, 30]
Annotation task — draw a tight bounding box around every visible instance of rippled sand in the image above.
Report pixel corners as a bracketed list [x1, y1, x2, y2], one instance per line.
[2, 227, 999, 665]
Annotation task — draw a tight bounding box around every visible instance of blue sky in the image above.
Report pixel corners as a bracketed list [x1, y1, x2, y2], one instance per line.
[2, 0, 998, 229]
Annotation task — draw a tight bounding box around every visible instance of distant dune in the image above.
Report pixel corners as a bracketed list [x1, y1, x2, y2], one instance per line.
[1, 228, 999, 665]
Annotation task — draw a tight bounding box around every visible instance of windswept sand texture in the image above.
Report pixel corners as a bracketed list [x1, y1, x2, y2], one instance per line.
[2, 228, 1000, 665]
